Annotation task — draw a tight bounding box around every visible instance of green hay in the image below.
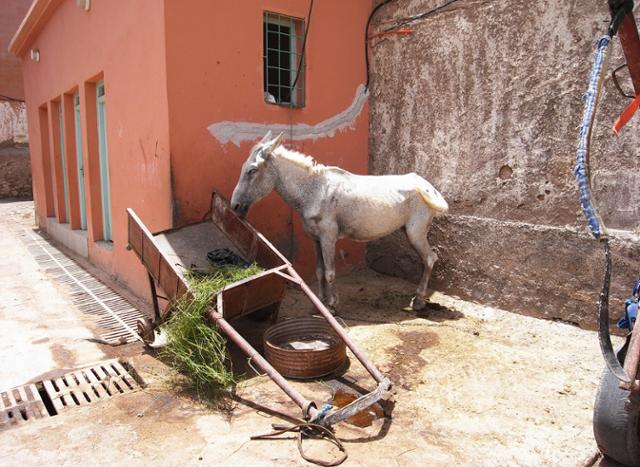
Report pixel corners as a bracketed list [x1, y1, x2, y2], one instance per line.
[160, 263, 263, 396]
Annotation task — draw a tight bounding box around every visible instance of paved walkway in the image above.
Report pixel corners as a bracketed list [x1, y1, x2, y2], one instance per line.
[0, 200, 106, 390]
[0, 199, 620, 466]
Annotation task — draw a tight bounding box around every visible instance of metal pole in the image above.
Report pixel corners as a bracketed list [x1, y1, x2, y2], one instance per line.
[607, 0, 640, 389]
[609, 0, 640, 95]
[286, 266, 386, 384]
[618, 15, 640, 95]
[207, 305, 319, 420]
[147, 272, 161, 322]
[623, 323, 640, 390]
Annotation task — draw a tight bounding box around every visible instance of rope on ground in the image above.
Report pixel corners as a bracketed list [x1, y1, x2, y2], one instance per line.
[251, 421, 348, 466]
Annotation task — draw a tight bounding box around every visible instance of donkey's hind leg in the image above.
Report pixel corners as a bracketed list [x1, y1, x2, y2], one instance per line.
[405, 213, 437, 311]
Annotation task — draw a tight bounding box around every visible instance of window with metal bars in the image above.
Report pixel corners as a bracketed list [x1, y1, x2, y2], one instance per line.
[263, 12, 305, 107]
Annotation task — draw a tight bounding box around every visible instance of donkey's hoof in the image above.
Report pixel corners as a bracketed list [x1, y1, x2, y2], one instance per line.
[410, 296, 427, 311]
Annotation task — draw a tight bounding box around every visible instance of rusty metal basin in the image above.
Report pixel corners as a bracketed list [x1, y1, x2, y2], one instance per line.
[264, 317, 347, 379]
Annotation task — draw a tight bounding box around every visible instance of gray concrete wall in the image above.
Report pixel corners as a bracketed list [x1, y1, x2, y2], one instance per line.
[0, 101, 28, 145]
[0, 0, 31, 101]
[0, 0, 31, 198]
[1, 0, 30, 145]
[367, 0, 640, 328]
[0, 146, 31, 199]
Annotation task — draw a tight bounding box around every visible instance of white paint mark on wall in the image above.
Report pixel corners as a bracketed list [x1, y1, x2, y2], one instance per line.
[0, 101, 28, 144]
[208, 85, 368, 146]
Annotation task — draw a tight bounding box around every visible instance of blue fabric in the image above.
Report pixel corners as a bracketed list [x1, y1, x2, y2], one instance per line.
[315, 403, 332, 421]
[633, 273, 640, 298]
[616, 273, 640, 331]
[616, 270, 640, 331]
[575, 35, 610, 239]
[617, 300, 638, 331]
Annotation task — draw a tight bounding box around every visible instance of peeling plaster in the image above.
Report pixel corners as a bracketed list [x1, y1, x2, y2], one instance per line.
[208, 85, 368, 146]
[0, 101, 28, 145]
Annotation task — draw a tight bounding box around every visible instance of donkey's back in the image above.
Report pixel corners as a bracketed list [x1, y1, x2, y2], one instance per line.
[322, 170, 448, 242]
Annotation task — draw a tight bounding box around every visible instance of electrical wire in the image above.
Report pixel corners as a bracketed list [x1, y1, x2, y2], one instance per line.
[381, 0, 460, 33]
[285, 0, 314, 255]
[289, 0, 314, 105]
[365, 0, 397, 89]
[0, 94, 25, 102]
[365, 0, 461, 89]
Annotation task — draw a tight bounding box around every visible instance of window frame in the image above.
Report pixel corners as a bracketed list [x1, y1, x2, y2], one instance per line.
[263, 11, 306, 108]
[96, 81, 112, 242]
[57, 102, 70, 223]
[73, 93, 87, 230]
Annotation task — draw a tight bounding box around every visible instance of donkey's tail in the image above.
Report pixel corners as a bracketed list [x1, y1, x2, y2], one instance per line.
[415, 182, 448, 214]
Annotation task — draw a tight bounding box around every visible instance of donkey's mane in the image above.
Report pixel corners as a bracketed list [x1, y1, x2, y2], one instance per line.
[273, 146, 325, 172]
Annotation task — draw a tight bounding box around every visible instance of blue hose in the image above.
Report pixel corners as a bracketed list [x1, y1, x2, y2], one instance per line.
[575, 35, 611, 239]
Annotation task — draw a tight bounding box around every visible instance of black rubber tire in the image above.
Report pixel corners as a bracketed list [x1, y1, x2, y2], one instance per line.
[594, 338, 640, 466]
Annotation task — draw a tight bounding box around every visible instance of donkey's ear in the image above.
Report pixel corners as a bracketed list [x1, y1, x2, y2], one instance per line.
[271, 132, 284, 148]
[257, 132, 284, 164]
[260, 131, 272, 144]
[263, 132, 284, 154]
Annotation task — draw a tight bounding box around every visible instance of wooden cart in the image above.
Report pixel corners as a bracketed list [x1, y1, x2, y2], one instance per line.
[127, 192, 391, 426]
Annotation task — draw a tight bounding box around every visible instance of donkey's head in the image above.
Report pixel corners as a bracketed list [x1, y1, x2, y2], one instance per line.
[230, 131, 284, 218]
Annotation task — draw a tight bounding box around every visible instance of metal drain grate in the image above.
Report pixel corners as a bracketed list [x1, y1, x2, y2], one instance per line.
[43, 360, 141, 413]
[19, 229, 146, 344]
[1, 360, 143, 431]
[0, 384, 48, 431]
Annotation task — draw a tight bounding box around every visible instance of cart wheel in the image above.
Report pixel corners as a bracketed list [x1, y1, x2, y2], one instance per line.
[136, 318, 155, 343]
[593, 338, 640, 466]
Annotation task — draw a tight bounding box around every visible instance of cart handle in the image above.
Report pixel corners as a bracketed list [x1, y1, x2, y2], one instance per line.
[314, 378, 392, 427]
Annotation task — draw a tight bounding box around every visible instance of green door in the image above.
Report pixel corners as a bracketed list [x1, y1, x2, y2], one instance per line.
[74, 94, 87, 230]
[96, 82, 112, 241]
[58, 104, 70, 223]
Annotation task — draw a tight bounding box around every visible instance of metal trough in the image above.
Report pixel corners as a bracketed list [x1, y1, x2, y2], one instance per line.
[264, 316, 347, 380]
[126, 192, 391, 426]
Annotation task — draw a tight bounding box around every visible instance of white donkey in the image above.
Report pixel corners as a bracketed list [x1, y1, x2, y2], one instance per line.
[230, 131, 448, 312]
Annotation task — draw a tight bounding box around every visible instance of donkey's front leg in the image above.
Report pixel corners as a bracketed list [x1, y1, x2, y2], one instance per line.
[319, 235, 339, 313]
[313, 239, 327, 302]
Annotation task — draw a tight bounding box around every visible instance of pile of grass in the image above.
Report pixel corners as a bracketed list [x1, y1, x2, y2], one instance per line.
[160, 264, 263, 395]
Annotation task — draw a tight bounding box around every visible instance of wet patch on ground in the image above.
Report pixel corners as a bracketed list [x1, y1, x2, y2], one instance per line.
[50, 343, 77, 369]
[387, 329, 440, 391]
[330, 389, 385, 428]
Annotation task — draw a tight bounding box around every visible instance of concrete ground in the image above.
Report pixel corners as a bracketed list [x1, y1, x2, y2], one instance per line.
[0, 200, 621, 466]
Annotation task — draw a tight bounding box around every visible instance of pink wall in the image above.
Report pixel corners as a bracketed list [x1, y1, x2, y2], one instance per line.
[164, 0, 371, 277]
[17, 0, 370, 301]
[19, 0, 173, 296]
[0, 0, 31, 99]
